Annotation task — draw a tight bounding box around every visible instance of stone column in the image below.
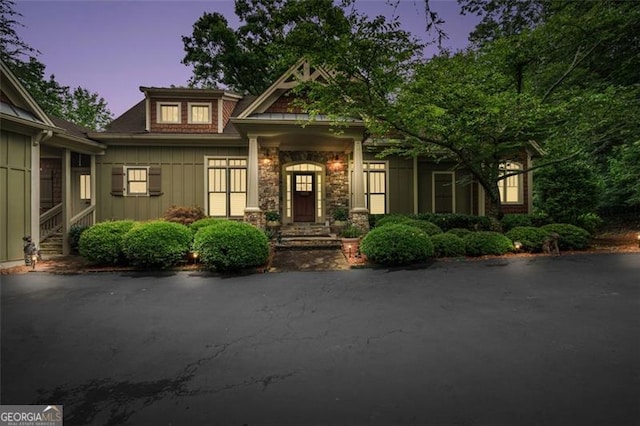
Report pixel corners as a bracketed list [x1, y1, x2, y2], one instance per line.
[350, 139, 370, 232]
[244, 136, 263, 227]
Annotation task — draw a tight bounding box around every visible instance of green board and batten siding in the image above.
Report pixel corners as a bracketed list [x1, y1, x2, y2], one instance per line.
[95, 145, 247, 222]
[1, 130, 32, 262]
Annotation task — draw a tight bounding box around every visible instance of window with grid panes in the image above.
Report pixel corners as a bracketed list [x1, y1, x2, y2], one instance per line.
[207, 158, 247, 217]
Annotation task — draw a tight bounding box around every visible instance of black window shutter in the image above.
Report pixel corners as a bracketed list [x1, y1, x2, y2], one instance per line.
[149, 167, 162, 196]
[111, 167, 124, 196]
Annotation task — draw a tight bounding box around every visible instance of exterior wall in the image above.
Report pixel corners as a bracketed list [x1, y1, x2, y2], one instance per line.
[96, 145, 247, 222]
[386, 156, 415, 214]
[417, 161, 474, 214]
[265, 93, 305, 114]
[149, 98, 220, 133]
[1, 129, 32, 262]
[222, 100, 237, 127]
[39, 156, 62, 212]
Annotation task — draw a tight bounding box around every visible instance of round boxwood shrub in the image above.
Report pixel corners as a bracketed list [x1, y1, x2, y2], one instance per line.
[405, 219, 443, 236]
[463, 231, 514, 257]
[189, 217, 222, 235]
[374, 215, 411, 227]
[79, 220, 135, 265]
[122, 221, 192, 268]
[193, 220, 269, 272]
[360, 223, 434, 266]
[505, 226, 550, 252]
[430, 233, 466, 258]
[540, 223, 591, 250]
[447, 228, 472, 238]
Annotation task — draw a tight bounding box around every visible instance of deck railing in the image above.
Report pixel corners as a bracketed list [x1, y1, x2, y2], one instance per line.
[40, 203, 63, 240]
[70, 205, 95, 229]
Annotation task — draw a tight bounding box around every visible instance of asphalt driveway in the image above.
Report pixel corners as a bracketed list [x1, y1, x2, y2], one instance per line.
[1, 253, 639, 425]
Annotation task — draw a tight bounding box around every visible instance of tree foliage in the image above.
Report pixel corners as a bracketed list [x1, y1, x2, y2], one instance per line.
[0, 0, 112, 130]
[182, 0, 352, 94]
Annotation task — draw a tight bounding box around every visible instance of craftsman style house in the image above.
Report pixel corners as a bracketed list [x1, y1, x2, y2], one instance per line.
[1, 59, 536, 263]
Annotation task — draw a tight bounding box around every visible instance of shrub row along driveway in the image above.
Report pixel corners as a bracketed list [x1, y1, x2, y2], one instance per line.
[1, 253, 639, 425]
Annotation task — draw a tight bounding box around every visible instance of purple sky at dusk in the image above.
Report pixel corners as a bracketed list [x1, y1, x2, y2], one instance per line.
[15, 1, 479, 118]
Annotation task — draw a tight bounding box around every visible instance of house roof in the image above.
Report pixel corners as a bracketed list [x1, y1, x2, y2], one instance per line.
[104, 100, 146, 133]
[139, 86, 243, 99]
[0, 60, 57, 130]
[49, 115, 92, 139]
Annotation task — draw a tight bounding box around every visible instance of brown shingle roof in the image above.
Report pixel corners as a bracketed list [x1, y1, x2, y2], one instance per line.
[104, 99, 146, 133]
[49, 115, 93, 139]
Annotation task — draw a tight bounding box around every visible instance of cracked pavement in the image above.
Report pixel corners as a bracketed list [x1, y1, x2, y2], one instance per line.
[1, 253, 639, 425]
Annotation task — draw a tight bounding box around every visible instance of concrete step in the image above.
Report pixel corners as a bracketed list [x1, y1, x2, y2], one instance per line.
[275, 236, 342, 250]
[278, 224, 333, 237]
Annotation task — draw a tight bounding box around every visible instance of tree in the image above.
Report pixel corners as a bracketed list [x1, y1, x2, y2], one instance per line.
[1, 0, 112, 130]
[182, 0, 351, 94]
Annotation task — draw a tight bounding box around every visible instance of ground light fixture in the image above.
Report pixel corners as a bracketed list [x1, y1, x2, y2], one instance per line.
[636, 233, 640, 248]
[513, 241, 523, 252]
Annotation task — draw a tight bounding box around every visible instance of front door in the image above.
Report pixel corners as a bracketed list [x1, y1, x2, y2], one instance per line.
[293, 173, 315, 222]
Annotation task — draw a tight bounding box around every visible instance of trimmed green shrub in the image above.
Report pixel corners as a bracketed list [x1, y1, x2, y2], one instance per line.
[193, 220, 269, 272]
[505, 226, 550, 252]
[374, 215, 412, 227]
[413, 213, 492, 231]
[576, 212, 603, 234]
[189, 217, 223, 235]
[79, 220, 135, 265]
[122, 221, 192, 268]
[405, 219, 443, 236]
[540, 223, 591, 250]
[501, 214, 533, 231]
[431, 233, 466, 258]
[68, 224, 89, 254]
[447, 228, 473, 238]
[340, 225, 363, 238]
[360, 223, 434, 266]
[463, 231, 514, 256]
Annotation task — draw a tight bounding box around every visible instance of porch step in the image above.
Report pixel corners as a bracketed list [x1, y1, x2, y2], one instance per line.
[278, 224, 333, 237]
[275, 236, 342, 250]
[39, 233, 63, 255]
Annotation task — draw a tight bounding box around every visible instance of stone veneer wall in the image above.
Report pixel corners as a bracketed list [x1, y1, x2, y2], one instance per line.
[259, 150, 350, 222]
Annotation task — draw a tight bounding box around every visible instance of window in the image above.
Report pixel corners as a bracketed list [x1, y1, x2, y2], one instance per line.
[432, 171, 455, 213]
[80, 174, 91, 200]
[207, 158, 247, 217]
[188, 103, 211, 124]
[157, 102, 180, 123]
[126, 167, 148, 195]
[111, 166, 161, 197]
[364, 162, 387, 214]
[499, 161, 523, 204]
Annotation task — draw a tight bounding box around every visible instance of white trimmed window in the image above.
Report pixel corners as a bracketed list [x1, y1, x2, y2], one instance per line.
[157, 102, 181, 123]
[126, 167, 149, 195]
[364, 162, 387, 214]
[188, 102, 211, 124]
[499, 161, 523, 204]
[207, 158, 247, 217]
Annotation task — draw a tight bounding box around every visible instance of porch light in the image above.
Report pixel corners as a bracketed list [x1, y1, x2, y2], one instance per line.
[262, 158, 271, 165]
[331, 155, 342, 171]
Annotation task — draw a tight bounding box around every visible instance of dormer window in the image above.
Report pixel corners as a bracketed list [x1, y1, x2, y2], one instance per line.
[157, 102, 181, 123]
[188, 102, 211, 124]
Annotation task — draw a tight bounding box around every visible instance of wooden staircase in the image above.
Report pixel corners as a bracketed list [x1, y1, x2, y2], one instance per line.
[273, 224, 342, 250]
[39, 233, 63, 255]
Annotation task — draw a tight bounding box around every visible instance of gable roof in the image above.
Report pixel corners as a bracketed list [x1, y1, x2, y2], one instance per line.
[0, 60, 56, 129]
[237, 59, 333, 119]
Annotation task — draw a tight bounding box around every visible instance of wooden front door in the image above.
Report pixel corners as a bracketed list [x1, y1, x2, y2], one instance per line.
[293, 173, 315, 222]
